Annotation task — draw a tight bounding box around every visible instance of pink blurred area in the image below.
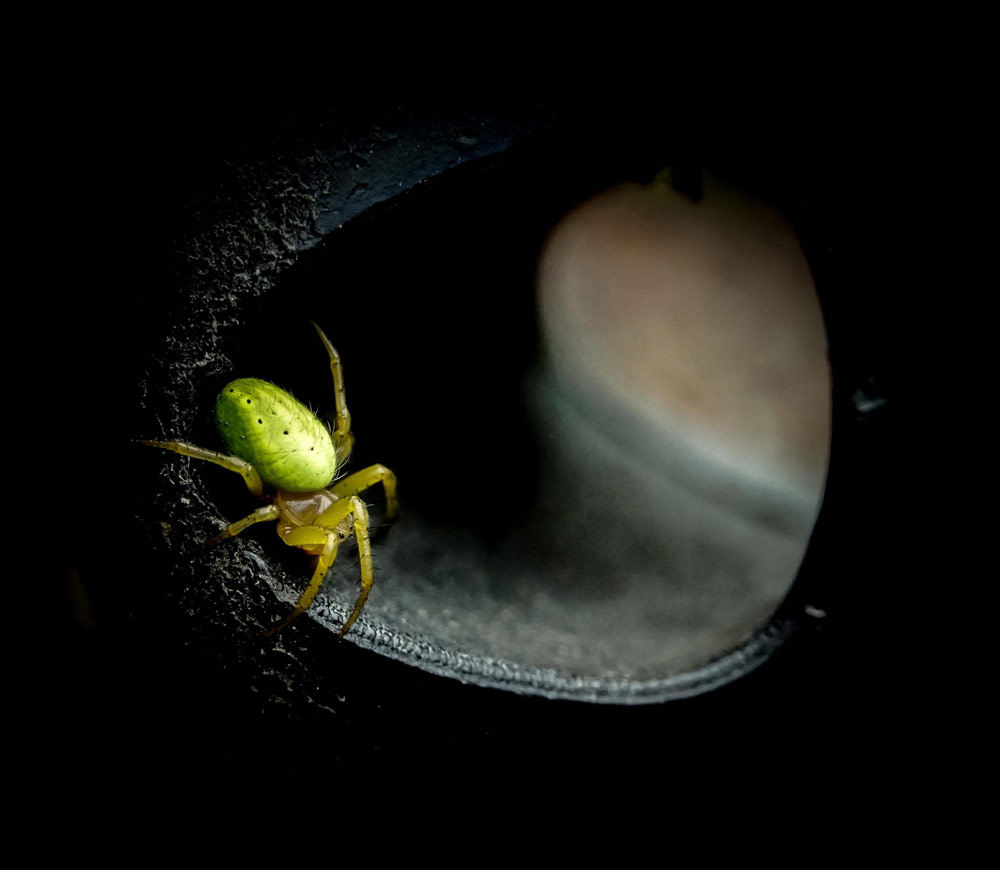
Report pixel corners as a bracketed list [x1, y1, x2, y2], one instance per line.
[538, 172, 831, 499]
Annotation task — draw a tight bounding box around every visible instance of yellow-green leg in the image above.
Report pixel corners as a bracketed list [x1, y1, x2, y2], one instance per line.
[267, 495, 374, 637]
[315, 495, 373, 638]
[141, 439, 264, 497]
[311, 322, 355, 464]
[264, 526, 340, 636]
[330, 464, 399, 519]
[204, 503, 281, 547]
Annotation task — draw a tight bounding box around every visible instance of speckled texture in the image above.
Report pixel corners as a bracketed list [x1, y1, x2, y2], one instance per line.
[216, 378, 337, 491]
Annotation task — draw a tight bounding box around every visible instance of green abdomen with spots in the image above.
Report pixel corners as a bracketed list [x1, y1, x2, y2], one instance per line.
[215, 378, 338, 492]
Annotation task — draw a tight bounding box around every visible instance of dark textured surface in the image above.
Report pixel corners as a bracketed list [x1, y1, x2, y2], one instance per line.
[56, 96, 905, 784]
[128, 110, 829, 704]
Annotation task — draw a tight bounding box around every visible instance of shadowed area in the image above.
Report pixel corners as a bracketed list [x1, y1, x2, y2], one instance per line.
[133, 122, 833, 703]
[259, 165, 831, 699]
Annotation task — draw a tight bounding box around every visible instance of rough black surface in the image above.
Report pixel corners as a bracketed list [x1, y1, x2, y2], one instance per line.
[55, 95, 906, 788]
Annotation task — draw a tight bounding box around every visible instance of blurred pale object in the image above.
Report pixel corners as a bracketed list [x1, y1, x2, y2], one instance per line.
[538, 172, 831, 501]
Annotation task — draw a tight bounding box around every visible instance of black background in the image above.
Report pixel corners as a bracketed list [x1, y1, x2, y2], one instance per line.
[47, 86, 907, 797]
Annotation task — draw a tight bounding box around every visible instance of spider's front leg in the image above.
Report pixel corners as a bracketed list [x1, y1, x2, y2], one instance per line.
[330, 465, 399, 519]
[204, 503, 281, 547]
[311, 322, 355, 463]
[268, 495, 374, 638]
[141, 440, 265, 497]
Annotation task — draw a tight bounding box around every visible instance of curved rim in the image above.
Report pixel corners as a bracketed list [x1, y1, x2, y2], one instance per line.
[135, 102, 862, 708]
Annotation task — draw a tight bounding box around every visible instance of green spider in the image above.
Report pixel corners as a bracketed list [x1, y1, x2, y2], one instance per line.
[144, 323, 398, 637]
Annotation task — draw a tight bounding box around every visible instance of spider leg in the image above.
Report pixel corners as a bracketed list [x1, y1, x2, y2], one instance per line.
[315, 496, 374, 638]
[204, 503, 281, 547]
[311, 322, 355, 463]
[141, 439, 264, 497]
[264, 526, 339, 636]
[267, 495, 374, 637]
[329, 464, 399, 519]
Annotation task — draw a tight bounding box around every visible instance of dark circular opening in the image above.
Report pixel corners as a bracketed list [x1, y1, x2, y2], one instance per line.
[198, 133, 832, 701]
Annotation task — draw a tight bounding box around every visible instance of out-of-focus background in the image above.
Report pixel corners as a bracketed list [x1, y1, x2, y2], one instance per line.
[539, 171, 830, 499]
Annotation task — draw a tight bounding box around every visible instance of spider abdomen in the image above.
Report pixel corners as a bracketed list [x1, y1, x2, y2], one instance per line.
[215, 377, 338, 492]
